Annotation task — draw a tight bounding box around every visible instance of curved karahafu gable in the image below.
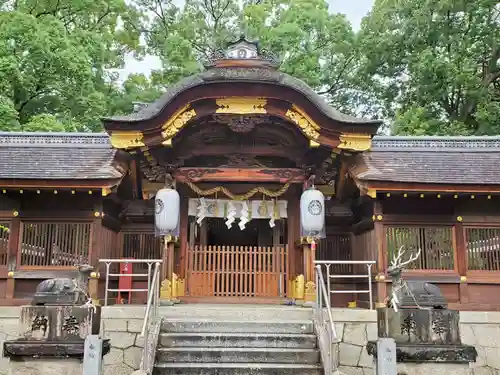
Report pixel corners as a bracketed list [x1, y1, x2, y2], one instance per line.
[102, 38, 382, 153]
[104, 68, 380, 128]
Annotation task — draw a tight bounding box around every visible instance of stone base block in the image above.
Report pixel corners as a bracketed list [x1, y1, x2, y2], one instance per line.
[396, 362, 473, 375]
[9, 358, 83, 375]
[377, 308, 461, 345]
[366, 341, 477, 363]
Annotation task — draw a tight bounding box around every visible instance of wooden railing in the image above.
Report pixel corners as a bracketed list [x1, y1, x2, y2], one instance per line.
[317, 234, 352, 275]
[100, 227, 119, 273]
[187, 245, 288, 298]
[353, 229, 378, 275]
[466, 227, 500, 272]
[19, 222, 92, 267]
[384, 225, 455, 271]
[122, 232, 162, 272]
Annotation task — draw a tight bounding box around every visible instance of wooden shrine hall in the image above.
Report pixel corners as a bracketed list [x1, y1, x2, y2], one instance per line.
[1, 38, 500, 310]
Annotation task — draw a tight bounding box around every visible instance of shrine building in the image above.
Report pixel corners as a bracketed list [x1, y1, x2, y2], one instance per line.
[1, 38, 500, 310]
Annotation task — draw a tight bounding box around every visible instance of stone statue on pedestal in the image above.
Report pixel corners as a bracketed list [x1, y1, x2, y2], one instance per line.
[3, 263, 109, 369]
[31, 264, 94, 306]
[386, 246, 447, 311]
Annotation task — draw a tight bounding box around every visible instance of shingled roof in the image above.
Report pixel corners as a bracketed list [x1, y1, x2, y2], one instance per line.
[0, 132, 125, 181]
[352, 136, 500, 185]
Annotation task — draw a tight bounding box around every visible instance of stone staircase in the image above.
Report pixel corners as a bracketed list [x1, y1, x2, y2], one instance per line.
[152, 305, 323, 375]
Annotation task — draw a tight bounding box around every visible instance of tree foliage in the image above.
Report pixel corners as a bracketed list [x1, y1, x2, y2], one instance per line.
[360, 0, 500, 135]
[0, 0, 144, 131]
[136, 0, 381, 117]
[0, 0, 498, 135]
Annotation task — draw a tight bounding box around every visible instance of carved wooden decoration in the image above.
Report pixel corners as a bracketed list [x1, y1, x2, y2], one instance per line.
[259, 169, 305, 180]
[142, 163, 167, 182]
[220, 155, 266, 167]
[175, 167, 305, 183]
[213, 114, 268, 133]
[161, 105, 197, 145]
[285, 107, 321, 140]
[177, 168, 221, 181]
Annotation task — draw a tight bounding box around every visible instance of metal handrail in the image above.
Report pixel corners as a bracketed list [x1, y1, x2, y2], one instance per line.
[314, 264, 338, 375]
[99, 259, 163, 306]
[139, 262, 161, 374]
[315, 260, 376, 310]
[141, 261, 161, 336]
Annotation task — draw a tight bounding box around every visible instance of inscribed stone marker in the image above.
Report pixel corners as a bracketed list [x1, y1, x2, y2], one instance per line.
[83, 334, 104, 375]
[376, 338, 397, 375]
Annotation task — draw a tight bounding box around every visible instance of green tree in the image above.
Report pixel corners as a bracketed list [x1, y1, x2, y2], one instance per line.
[360, 0, 500, 135]
[107, 73, 163, 116]
[136, 0, 380, 118]
[0, 0, 144, 131]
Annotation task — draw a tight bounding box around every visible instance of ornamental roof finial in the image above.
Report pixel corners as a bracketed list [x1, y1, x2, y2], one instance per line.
[203, 36, 280, 69]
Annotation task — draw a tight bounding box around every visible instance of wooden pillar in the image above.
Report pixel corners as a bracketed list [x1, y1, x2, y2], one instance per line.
[6, 217, 21, 300]
[88, 216, 103, 304]
[454, 222, 469, 304]
[373, 200, 388, 307]
[159, 237, 176, 305]
[287, 189, 301, 301]
[88, 271, 100, 305]
[303, 240, 316, 304]
[89, 218, 102, 269]
[178, 198, 188, 279]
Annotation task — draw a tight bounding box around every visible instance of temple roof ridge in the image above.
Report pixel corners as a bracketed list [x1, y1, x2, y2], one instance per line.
[0, 131, 110, 148]
[372, 135, 500, 152]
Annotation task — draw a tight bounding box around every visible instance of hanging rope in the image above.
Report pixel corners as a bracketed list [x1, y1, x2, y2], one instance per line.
[184, 180, 291, 200]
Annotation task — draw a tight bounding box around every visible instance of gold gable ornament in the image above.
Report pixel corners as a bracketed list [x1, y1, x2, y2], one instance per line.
[338, 133, 372, 152]
[215, 97, 267, 114]
[285, 107, 320, 141]
[161, 105, 197, 144]
[110, 131, 145, 149]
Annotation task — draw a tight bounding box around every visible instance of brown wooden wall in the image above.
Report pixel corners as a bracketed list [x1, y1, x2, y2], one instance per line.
[372, 195, 500, 311]
[2, 190, 500, 310]
[0, 191, 109, 304]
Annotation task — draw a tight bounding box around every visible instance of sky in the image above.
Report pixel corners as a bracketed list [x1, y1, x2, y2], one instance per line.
[121, 0, 375, 78]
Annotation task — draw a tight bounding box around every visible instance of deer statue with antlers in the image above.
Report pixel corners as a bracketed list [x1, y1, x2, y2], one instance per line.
[386, 246, 447, 312]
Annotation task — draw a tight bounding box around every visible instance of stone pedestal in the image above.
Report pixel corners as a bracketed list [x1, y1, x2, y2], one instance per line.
[17, 305, 101, 340]
[3, 306, 109, 375]
[367, 308, 476, 364]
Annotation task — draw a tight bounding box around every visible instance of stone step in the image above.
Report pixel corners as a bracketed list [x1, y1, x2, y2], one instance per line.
[156, 347, 320, 364]
[158, 332, 317, 348]
[153, 363, 323, 375]
[157, 305, 312, 321]
[161, 320, 314, 334]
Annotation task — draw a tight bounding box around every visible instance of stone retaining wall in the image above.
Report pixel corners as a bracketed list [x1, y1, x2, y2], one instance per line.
[0, 308, 22, 375]
[0, 307, 499, 375]
[330, 309, 500, 375]
[100, 306, 148, 375]
[460, 311, 500, 374]
[0, 306, 149, 375]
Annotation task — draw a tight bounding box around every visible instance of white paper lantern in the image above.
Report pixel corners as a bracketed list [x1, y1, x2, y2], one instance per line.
[300, 188, 325, 235]
[155, 188, 180, 233]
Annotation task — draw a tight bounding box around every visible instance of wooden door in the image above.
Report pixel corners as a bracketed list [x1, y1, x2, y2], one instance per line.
[186, 245, 288, 298]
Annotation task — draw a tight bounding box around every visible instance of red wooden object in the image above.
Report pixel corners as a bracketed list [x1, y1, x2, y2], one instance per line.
[117, 259, 133, 304]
